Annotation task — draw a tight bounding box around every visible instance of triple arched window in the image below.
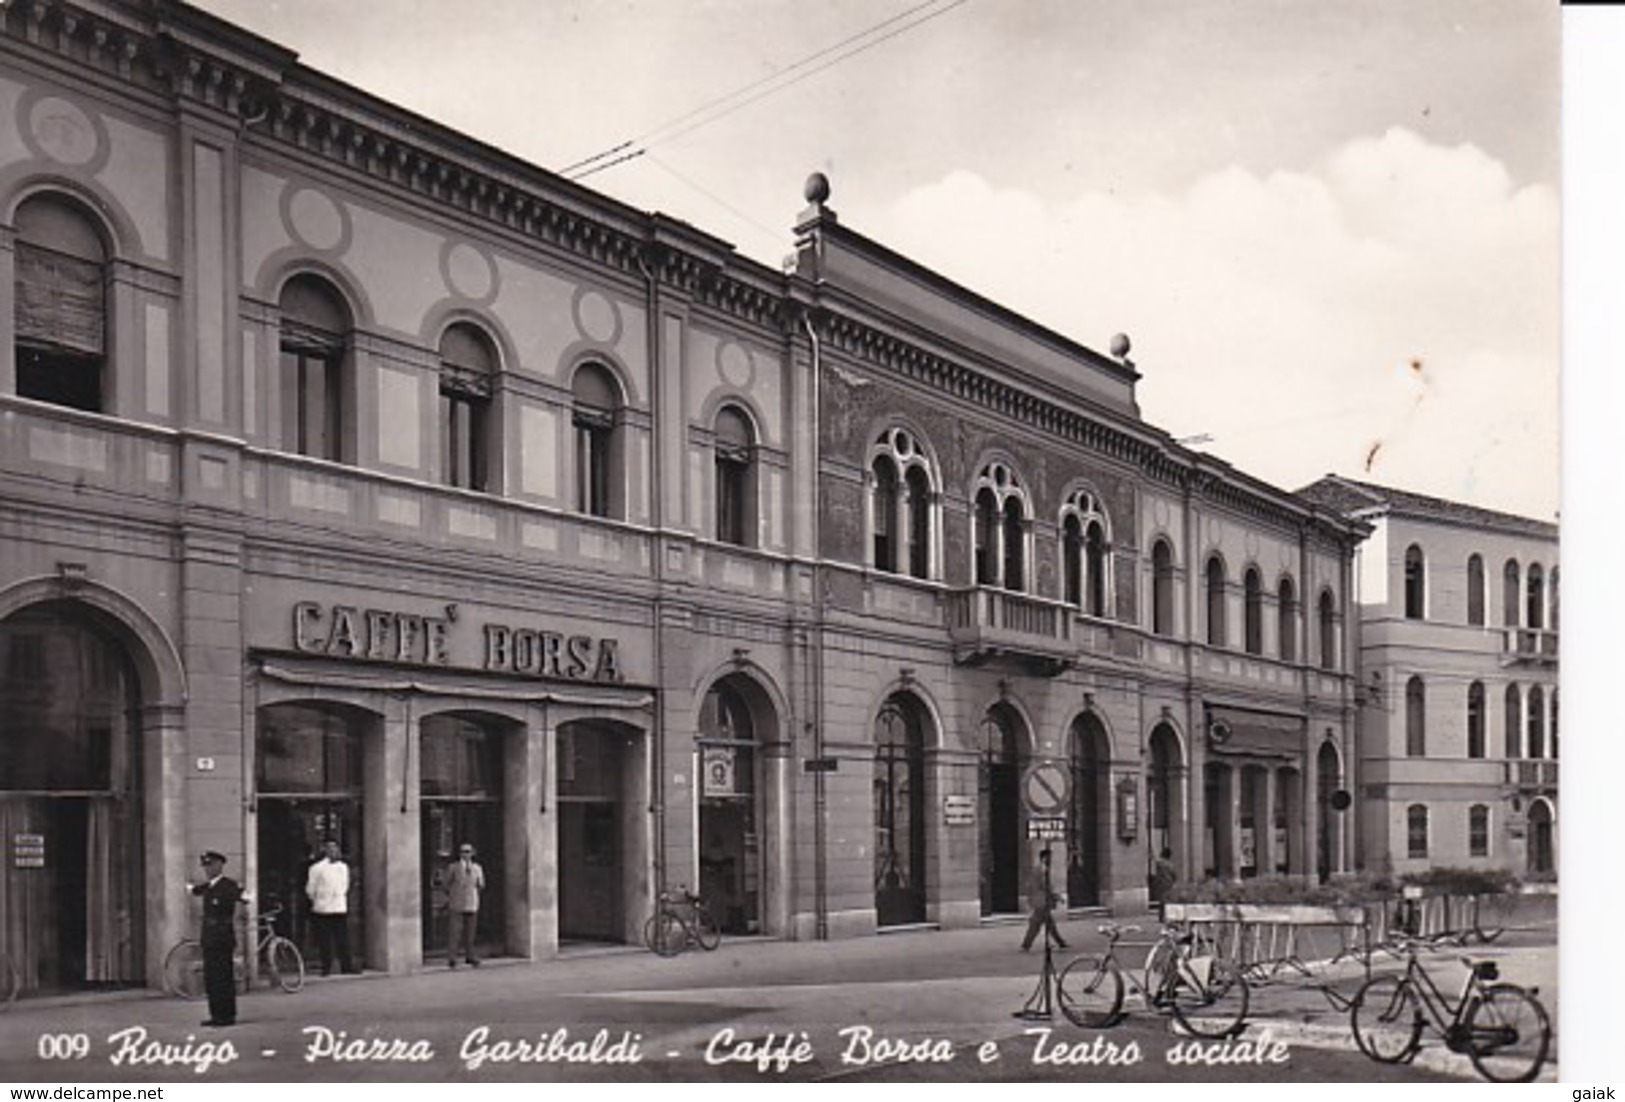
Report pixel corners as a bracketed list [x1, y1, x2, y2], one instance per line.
[972, 462, 1029, 592]
[1060, 489, 1111, 617]
[870, 427, 936, 580]
[13, 192, 108, 413]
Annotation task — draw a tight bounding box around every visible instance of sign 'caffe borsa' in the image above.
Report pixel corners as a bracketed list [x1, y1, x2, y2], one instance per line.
[291, 601, 626, 684]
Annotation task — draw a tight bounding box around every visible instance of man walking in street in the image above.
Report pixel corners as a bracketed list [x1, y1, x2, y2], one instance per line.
[1020, 847, 1067, 952]
[305, 837, 355, 976]
[446, 842, 485, 967]
[191, 850, 244, 1027]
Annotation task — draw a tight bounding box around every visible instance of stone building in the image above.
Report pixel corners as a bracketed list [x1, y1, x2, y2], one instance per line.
[0, 0, 1364, 998]
[1299, 476, 1559, 878]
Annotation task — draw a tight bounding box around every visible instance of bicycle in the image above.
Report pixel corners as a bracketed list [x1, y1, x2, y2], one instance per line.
[1348, 936, 1549, 1083]
[164, 904, 306, 998]
[1057, 921, 1250, 1039]
[643, 886, 721, 957]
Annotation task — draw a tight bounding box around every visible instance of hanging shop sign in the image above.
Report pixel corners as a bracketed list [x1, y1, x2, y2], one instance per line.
[291, 601, 625, 683]
[702, 747, 737, 797]
[944, 794, 976, 826]
[13, 832, 44, 868]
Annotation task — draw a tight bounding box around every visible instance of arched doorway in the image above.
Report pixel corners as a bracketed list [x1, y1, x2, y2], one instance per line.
[874, 694, 927, 927]
[255, 702, 372, 969]
[421, 713, 509, 959]
[1316, 741, 1342, 883]
[0, 603, 145, 994]
[1066, 713, 1110, 906]
[697, 676, 770, 935]
[556, 719, 639, 943]
[1526, 800, 1555, 876]
[978, 702, 1026, 916]
[1146, 722, 1183, 881]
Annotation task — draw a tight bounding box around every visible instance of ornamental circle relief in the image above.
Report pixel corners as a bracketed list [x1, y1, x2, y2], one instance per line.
[26, 96, 100, 167]
[285, 187, 347, 252]
[717, 341, 755, 389]
[443, 241, 497, 302]
[573, 288, 621, 345]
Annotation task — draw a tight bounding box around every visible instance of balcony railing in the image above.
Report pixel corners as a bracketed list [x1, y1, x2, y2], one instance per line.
[946, 587, 1074, 675]
[1504, 759, 1559, 790]
[1500, 628, 1558, 666]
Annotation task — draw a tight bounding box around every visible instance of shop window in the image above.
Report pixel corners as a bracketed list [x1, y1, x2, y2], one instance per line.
[1243, 567, 1263, 655]
[714, 405, 757, 547]
[1318, 591, 1337, 670]
[1151, 539, 1174, 637]
[1503, 559, 1520, 628]
[1467, 681, 1485, 759]
[1406, 804, 1429, 859]
[13, 192, 108, 412]
[1467, 554, 1486, 626]
[1405, 676, 1426, 757]
[1277, 576, 1297, 662]
[1404, 544, 1425, 619]
[278, 274, 350, 462]
[1469, 804, 1490, 858]
[573, 362, 622, 517]
[869, 428, 936, 579]
[1526, 564, 1545, 630]
[439, 323, 496, 492]
[1205, 556, 1226, 647]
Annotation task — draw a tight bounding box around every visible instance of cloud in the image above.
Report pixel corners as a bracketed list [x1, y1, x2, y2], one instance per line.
[877, 129, 1559, 518]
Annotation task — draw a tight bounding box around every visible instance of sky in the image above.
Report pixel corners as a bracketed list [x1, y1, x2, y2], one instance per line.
[191, 0, 1562, 521]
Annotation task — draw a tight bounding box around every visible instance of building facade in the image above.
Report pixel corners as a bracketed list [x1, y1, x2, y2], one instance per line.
[1299, 476, 1558, 879]
[0, 0, 1366, 999]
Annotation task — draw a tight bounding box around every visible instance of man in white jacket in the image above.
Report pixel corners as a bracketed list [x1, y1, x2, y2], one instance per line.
[305, 837, 355, 975]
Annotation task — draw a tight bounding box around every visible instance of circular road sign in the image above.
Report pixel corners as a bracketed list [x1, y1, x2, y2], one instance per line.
[1021, 760, 1071, 816]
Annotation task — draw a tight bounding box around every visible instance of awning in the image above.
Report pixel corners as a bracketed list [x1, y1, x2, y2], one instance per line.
[1206, 705, 1304, 758]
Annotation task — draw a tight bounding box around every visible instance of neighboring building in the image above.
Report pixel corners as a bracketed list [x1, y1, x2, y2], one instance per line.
[1299, 476, 1558, 879]
[0, 0, 1366, 999]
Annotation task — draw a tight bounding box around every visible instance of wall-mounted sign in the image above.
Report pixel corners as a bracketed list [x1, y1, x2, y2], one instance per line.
[1021, 761, 1070, 816]
[13, 832, 44, 868]
[702, 747, 736, 797]
[802, 757, 839, 773]
[944, 794, 975, 826]
[1026, 816, 1066, 841]
[1116, 780, 1139, 842]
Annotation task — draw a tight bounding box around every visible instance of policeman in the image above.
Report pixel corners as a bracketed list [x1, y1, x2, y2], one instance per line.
[191, 850, 245, 1027]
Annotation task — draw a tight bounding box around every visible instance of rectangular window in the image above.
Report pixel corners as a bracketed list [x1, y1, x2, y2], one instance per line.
[1406, 807, 1428, 859]
[282, 345, 342, 461]
[717, 453, 749, 546]
[574, 412, 611, 515]
[1469, 806, 1489, 857]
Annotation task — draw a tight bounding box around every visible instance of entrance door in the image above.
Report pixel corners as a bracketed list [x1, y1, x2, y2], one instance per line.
[420, 715, 505, 959]
[1527, 801, 1554, 875]
[1067, 714, 1105, 907]
[0, 605, 144, 996]
[697, 681, 761, 935]
[557, 723, 626, 942]
[979, 705, 1022, 916]
[874, 695, 926, 927]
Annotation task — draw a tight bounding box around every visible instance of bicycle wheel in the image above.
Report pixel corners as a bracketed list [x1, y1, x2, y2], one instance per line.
[692, 905, 721, 951]
[1470, 894, 1511, 944]
[163, 940, 206, 1000]
[1169, 955, 1249, 1039]
[1465, 983, 1549, 1083]
[1056, 956, 1124, 1028]
[268, 937, 305, 993]
[1349, 975, 1423, 1063]
[1143, 941, 1176, 1007]
[644, 913, 683, 957]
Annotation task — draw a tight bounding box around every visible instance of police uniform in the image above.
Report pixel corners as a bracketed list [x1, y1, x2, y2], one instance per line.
[192, 850, 244, 1026]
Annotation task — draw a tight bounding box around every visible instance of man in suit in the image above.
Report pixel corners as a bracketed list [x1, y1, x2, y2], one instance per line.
[191, 850, 245, 1026]
[445, 842, 485, 967]
[1020, 847, 1068, 952]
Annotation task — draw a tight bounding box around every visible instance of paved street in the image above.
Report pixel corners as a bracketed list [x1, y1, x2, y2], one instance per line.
[0, 908, 1555, 1084]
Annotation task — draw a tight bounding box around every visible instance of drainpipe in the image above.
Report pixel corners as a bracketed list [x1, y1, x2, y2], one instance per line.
[800, 309, 828, 941]
[638, 246, 668, 907]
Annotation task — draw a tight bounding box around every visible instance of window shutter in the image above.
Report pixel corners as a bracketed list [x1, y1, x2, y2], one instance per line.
[15, 244, 103, 354]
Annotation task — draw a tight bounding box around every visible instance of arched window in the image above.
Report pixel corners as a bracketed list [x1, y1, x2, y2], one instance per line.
[1466, 554, 1486, 626]
[1503, 559, 1520, 628]
[1060, 489, 1111, 617]
[439, 323, 496, 492]
[572, 362, 622, 518]
[14, 192, 109, 412]
[870, 428, 936, 579]
[1318, 591, 1337, 670]
[1404, 544, 1425, 620]
[1467, 681, 1485, 759]
[1504, 683, 1521, 758]
[1469, 804, 1490, 857]
[1527, 685, 1545, 759]
[1243, 567, 1263, 655]
[1406, 804, 1429, 859]
[972, 462, 1029, 592]
[279, 274, 350, 462]
[1205, 556, 1226, 647]
[1151, 540, 1174, 637]
[1526, 564, 1545, 630]
[714, 405, 756, 546]
[1405, 676, 1426, 757]
[1277, 576, 1297, 662]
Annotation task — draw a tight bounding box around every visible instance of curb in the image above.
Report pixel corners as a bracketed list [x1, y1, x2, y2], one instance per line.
[1243, 1016, 1558, 1083]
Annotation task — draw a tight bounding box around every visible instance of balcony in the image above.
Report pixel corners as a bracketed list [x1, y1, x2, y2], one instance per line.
[1504, 759, 1559, 793]
[1500, 628, 1558, 667]
[946, 587, 1074, 675]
